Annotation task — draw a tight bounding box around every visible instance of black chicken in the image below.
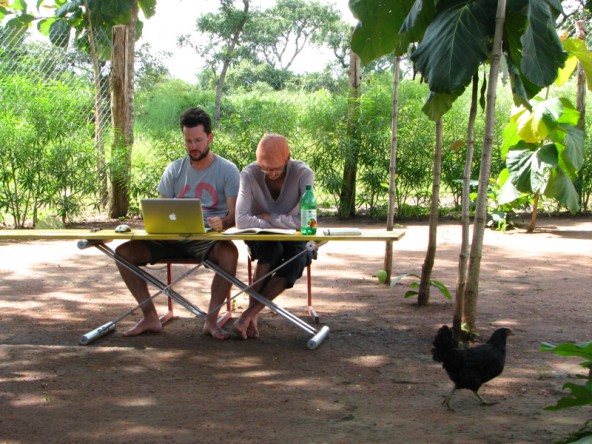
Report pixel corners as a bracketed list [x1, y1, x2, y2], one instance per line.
[431, 325, 513, 411]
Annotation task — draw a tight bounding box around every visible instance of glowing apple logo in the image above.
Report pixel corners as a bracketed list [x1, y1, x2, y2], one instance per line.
[168, 212, 177, 221]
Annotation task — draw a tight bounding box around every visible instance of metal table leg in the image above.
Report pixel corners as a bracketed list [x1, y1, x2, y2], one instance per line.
[203, 256, 330, 350]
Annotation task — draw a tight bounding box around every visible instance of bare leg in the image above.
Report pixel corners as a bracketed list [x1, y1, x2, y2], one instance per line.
[234, 262, 288, 340]
[115, 241, 163, 336]
[202, 241, 237, 340]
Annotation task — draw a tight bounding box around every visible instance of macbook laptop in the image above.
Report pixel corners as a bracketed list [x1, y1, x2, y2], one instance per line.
[141, 198, 208, 234]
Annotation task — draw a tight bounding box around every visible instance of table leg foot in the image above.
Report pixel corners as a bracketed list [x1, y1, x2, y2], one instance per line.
[307, 325, 330, 350]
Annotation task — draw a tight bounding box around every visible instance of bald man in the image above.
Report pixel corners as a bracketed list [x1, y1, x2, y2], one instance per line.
[233, 134, 314, 340]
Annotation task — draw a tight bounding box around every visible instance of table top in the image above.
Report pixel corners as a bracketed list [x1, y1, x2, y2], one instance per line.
[0, 228, 406, 242]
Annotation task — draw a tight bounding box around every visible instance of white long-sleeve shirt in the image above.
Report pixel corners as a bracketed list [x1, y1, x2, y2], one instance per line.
[235, 159, 314, 229]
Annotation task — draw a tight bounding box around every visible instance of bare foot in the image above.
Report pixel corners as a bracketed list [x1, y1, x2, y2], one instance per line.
[123, 316, 162, 337]
[203, 321, 231, 340]
[233, 316, 259, 340]
[247, 317, 259, 338]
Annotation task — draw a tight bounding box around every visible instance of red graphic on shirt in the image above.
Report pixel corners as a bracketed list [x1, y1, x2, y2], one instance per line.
[177, 183, 219, 210]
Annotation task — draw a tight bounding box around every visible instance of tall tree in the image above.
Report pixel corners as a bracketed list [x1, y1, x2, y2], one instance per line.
[339, 44, 361, 218]
[463, 0, 508, 336]
[417, 118, 443, 306]
[179, 0, 251, 127]
[454, 74, 479, 338]
[383, 55, 402, 284]
[251, 0, 342, 70]
[37, 0, 156, 215]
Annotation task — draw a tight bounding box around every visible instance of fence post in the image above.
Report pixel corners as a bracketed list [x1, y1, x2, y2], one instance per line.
[110, 24, 131, 218]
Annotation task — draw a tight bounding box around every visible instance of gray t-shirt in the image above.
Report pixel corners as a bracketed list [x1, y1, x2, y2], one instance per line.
[157, 155, 240, 219]
[236, 159, 314, 229]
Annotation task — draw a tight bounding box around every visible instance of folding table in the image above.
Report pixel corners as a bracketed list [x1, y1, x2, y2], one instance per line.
[0, 228, 406, 349]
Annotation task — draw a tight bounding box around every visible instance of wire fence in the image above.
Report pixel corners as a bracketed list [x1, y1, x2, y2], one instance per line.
[0, 24, 112, 227]
[0, 25, 112, 145]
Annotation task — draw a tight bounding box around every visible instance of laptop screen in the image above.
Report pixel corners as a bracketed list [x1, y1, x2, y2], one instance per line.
[141, 198, 207, 234]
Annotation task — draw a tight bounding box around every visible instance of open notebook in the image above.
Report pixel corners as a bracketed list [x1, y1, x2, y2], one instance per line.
[141, 198, 208, 234]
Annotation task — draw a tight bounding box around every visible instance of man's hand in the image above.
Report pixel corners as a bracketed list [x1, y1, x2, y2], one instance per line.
[206, 217, 225, 232]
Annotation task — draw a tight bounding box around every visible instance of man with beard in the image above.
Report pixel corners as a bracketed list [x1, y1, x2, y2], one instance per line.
[115, 107, 240, 340]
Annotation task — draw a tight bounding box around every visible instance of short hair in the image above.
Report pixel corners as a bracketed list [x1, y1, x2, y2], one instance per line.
[256, 134, 291, 166]
[179, 107, 212, 134]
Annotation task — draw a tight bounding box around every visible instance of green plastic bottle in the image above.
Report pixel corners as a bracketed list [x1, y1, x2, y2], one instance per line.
[300, 184, 317, 235]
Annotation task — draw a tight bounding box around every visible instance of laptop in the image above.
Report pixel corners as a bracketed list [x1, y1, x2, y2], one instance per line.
[141, 198, 208, 234]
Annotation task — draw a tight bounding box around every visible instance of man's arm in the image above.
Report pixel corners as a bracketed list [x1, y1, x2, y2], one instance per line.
[207, 196, 236, 232]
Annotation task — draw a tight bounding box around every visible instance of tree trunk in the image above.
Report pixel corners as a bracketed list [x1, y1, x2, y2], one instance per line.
[383, 56, 401, 284]
[454, 74, 478, 340]
[576, 20, 587, 132]
[463, 0, 507, 336]
[526, 192, 539, 233]
[84, 1, 109, 209]
[125, 1, 137, 150]
[417, 118, 443, 306]
[214, 0, 250, 127]
[339, 43, 361, 219]
[576, 20, 587, 212]
[109, 25, 131, 218]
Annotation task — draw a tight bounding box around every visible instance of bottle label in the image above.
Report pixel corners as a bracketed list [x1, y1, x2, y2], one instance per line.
[301, 209, 317, 230]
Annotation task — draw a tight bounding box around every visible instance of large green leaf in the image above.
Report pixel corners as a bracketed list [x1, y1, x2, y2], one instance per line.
[505, 50, 543, 106]
[559, 38, 592, 91]
[544, 382, 592, 411]
[37, 17, 55, 36]
[520, 1, 566, 87]
[513, 97, 568, 143]
[561, 125, 584, 173]
[139, 0, 156, 19]
[500, 119, 522, 159]
[11, 0, 27, 12]
[49, 18, 70, 48]
[555, 54, 578, 86]
[421, 89, 464, 122]
[497, 169, 523, 205]
[399, 0, 434, 46]
[545, 168, 580, 213]
[87, 0, 134, 20]
[506, 144, 557, 193]
[349, 0, 415, 63]
[556, 97, 581, 127]
[411, 0, 497, 94]
[541, 341, 592, 360]
[55, 1, 81, 18]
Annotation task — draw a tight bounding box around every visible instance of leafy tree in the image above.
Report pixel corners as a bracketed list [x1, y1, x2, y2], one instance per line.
[179, 0, 251, 127]
[40, 0, 156, 217]
[135, 42, 171, 91]
[348, 0, 570, 336]
[498, 97, 584, 230]
[250, 0, 343, 71]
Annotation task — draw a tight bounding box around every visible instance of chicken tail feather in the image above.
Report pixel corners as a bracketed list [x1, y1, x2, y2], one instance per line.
[431, 325, 456, 362]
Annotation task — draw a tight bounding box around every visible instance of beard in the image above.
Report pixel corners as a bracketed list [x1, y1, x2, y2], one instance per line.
[189, 146, 210, 162]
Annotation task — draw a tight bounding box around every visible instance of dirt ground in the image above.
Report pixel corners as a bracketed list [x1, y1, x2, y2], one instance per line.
[1, 215, 591, 444]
